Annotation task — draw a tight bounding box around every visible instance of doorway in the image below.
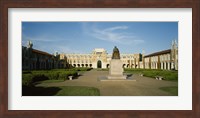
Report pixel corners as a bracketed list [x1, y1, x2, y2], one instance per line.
[97, 60, 102, 68]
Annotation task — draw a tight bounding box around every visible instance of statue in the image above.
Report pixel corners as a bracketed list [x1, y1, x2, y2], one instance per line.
[112, 46, 120, 59]
[107, 46, 127, 80]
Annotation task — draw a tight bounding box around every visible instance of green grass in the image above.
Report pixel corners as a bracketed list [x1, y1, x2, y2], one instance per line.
[22, 69, 80, 86]
[56, 86, 100, 96]
[95, 68, 109, 71]
[36, 79, 65, 84]
[22, 86, 100, 96]
[125, 69, 178, 81]
[159, 86, 178, 96]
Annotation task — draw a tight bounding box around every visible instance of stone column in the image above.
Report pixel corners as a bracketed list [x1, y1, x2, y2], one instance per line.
[155, 63, 157, 69]
[168, 62, 171, 70]
[161, 62, 163, 69]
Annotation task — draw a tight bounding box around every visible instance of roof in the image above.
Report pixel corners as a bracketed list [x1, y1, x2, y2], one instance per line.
[32, 49, 53, 57]
[144, 49, 171, 58]
[94, 48, 106, 52]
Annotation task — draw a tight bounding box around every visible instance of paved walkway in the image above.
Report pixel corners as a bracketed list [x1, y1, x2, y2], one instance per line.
[36, 70, 178, 96]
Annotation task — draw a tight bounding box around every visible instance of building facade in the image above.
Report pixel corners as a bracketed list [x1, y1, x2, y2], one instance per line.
[61, 48, 142, 69]
[22, 40, 178, 71]
[22, 41, 64, 70]
[140, 40, 178, 70]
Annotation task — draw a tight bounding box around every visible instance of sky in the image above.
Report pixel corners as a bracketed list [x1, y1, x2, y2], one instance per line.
[22, 22, 178, 55]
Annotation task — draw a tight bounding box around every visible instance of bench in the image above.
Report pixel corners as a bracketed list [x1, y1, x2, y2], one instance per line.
[155, 76, 164, 80]
[68, 76, 73, 80]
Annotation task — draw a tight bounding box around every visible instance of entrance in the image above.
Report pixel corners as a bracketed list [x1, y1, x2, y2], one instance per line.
[97, 60, 102, 68]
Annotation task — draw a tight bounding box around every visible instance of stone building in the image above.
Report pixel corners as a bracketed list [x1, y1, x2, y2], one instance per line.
[140, 40, 178, 70]
[22, 41, 66, 70]
[22, 40, 178, 71]
[61, 48, 143, 69]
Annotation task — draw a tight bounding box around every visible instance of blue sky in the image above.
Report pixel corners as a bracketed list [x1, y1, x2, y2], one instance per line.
[22, 22, 178, 55]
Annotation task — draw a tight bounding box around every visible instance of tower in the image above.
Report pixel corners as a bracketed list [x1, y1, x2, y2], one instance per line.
[27, 40, 33, 49]
[171, 40, 178, 70]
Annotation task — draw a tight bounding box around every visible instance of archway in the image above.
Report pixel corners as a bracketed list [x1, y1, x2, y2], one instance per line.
[90, 64, 92, 68]
[127, 64, 129, 68]
[123, 64, 126, 68]
[97, 60, 102, 68]
[73, 64, 76, 67]
[106, 64, 110, 68]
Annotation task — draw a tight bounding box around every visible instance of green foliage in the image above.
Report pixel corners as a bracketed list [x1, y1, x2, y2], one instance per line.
[22, 86, 100, 96]
[22, 69, 79, 86]
[44, 72, 60, 80]
[22, 74, 33, 87]
[55, 86, 100, 96]
[159, 86, 178, 96]
[32, 73, 48, 82]
[52, 67, 92, 72]
[125, 69, 178, 81]
[58, 72, 68, 80]
[40, 80, 64, 83]
[69, 67, 93, 71]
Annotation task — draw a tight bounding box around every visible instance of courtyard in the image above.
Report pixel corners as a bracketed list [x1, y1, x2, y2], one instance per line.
[23, 69, 178, 96]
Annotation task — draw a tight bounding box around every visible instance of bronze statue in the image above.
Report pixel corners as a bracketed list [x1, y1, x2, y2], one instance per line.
[112, 46, 120, 59]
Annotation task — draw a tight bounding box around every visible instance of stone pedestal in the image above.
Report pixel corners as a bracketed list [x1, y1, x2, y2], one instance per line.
[107, 59, 127, 79]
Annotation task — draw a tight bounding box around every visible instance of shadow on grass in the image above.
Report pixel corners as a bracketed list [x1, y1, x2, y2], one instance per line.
[159, 86, 178, 96]
[22, 86, 61, 96]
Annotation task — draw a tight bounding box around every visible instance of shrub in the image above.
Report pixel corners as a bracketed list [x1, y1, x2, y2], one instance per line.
[58, 71, 78, 80]
[32, 73, 48, 82]
[68, 71, 78, 76]
[22, 74, 33, 87]
[59, 72, 68, 80]
[44, 72, 60, 80]
[22, 71, 32, 74]
[125, 69, 178, 81]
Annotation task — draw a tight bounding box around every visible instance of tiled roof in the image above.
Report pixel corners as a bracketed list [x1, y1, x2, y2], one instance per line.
[144, 49, 171, 58]
[32, 49, 53, 57]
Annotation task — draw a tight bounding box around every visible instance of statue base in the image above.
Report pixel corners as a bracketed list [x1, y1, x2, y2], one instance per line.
[107, 59, 127, 79]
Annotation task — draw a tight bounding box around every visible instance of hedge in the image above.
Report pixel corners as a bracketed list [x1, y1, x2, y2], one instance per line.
[22, 70, 78, 87]
[22, 74, 33, 86]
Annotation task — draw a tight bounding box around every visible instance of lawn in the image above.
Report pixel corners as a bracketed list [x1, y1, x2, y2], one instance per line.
[35, 79, 65, 84]
[159, 86, 178, 96]
[125, 68, 178, 81]
[22, 67, 92, 87]
[22, 86, 100, 96]
[22, 68, 97, 96]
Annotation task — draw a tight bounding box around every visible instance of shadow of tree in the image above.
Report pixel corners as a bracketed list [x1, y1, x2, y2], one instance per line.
[127, 74, 133, 77]
[22, 86, 61, 96]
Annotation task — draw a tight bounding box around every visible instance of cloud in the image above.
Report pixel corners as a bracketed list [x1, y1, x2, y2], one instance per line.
[22, 34, 60, 43]
[22, 34, 81, 54]
[103, 26, 128, 32]
[82, 23, 144, 45]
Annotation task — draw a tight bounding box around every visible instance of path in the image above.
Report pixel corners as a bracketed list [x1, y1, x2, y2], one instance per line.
[36, 69, 178, 96]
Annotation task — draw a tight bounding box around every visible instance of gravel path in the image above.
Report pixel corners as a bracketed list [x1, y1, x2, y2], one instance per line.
[36, 69, 178, 96]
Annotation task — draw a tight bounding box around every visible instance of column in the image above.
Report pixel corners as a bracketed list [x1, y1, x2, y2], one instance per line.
[155, 63, 157, 69]
[168, 62, 170, 70]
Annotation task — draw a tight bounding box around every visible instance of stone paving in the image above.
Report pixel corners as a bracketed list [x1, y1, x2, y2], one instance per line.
[36, 69, 178, 96]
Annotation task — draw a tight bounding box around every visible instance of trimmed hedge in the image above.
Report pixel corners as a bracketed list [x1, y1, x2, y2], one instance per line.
[22, 74, 33, 86]
[44, 72, 60, 80]
[125, 68, 178, 81]
[22, 70, 78, 87]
